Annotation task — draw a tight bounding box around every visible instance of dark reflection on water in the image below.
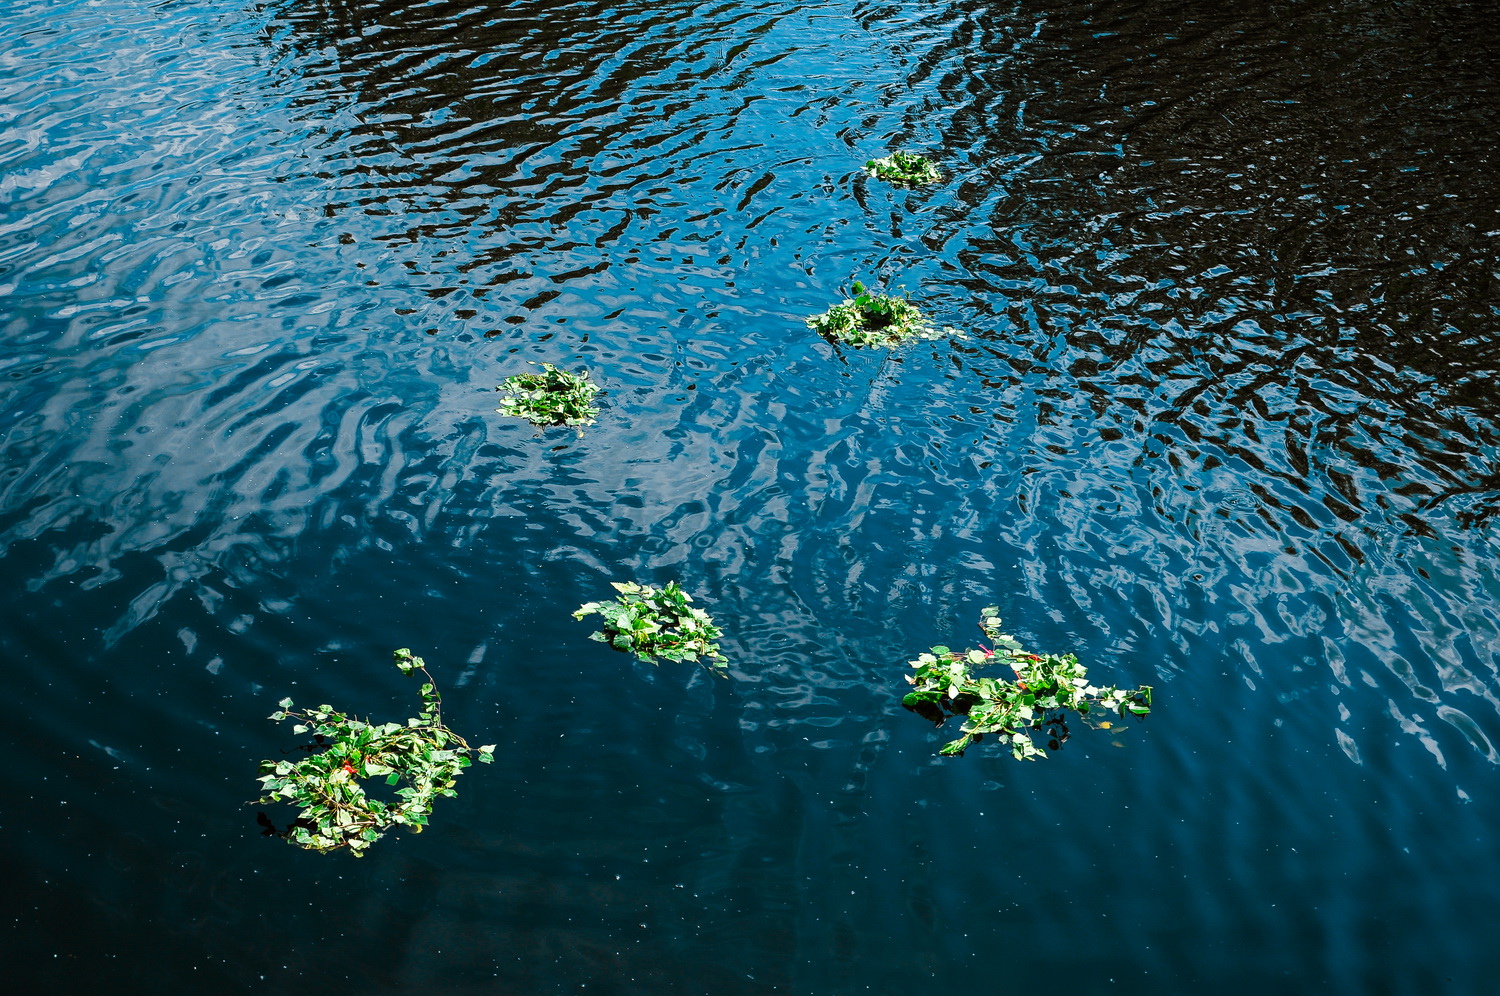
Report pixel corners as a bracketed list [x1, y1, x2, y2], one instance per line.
[4, 0, 1500, 992]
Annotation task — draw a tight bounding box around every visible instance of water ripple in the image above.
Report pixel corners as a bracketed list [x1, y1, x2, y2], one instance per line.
[5, 0, 1500, 991]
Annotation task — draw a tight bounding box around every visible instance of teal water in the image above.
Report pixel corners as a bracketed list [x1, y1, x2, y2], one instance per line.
[3, 0, 1499, 992]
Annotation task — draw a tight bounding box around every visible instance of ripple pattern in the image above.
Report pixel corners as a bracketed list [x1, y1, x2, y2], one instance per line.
[4, 0, 1500, 993]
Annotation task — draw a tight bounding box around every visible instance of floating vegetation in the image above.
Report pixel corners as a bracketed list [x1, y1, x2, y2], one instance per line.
[497, 362, 601, 427]
[864, 150, 942, 187]
[902, 608, 1153, 759]
[253, 649, 494, 856]
[574, 581, 727, 667]
[806, 281, 941, 348]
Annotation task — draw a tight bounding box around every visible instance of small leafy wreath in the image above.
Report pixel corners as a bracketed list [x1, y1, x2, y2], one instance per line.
[254, 649, 494, 856]
[497, 362, 602, 427]
[806, 281, 941, 348]
[574, 581, 727, 667]
[902, 608, 1152, 759]
[864, 150, 942, 187]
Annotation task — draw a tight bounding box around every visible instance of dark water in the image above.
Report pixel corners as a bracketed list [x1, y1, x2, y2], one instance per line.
[4, 0, 1499, 991]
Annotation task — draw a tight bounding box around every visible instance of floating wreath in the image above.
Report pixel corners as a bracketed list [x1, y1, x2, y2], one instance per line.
[254, 649, 494, 856]
[903, 608, 1152, 759]
[574, 580, 727, 667]
[496, 362, 601, 427]
[864, 150, 942, 187]
[806, 281, 940, 348]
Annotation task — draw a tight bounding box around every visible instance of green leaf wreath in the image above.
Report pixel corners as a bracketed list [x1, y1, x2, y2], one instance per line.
[254, 649, 494, 856]
[902, 608, 1152, 759]
[574, 581, 727, 667]
[806, 281, 940, 348]
[497, 362, 601, 427]
[864, 150, 942, 187]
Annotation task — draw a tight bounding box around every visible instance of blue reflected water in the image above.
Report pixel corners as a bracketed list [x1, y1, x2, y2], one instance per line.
[3, 0, 1499, 991]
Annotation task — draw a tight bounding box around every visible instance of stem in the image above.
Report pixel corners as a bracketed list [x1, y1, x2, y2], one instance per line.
[417, 664, 443, 724]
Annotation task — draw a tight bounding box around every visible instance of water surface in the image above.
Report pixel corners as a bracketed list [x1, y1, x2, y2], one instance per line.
[3, 0, 1499, 992]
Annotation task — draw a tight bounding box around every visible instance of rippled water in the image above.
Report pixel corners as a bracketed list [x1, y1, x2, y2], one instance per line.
[4, 0, 1499, 991]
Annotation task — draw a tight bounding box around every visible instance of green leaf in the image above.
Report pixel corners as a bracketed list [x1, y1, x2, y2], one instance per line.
[253, 647, 494, 856]
[496, 363, 602, 428]
[576, 580, 725, 667]
[864, 150, 942, 187]
[805, 283, 941, 348]
[901, 608, 1151, 761]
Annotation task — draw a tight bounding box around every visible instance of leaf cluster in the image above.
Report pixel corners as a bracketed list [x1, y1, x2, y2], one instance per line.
[864, 150, 942, 187]
[254, 649, 495, 856]
[497, 362, 601, 427]
[574, 581, 727, 667]
[806, 281, 939, 348]
[903, 608, 1152, 759]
